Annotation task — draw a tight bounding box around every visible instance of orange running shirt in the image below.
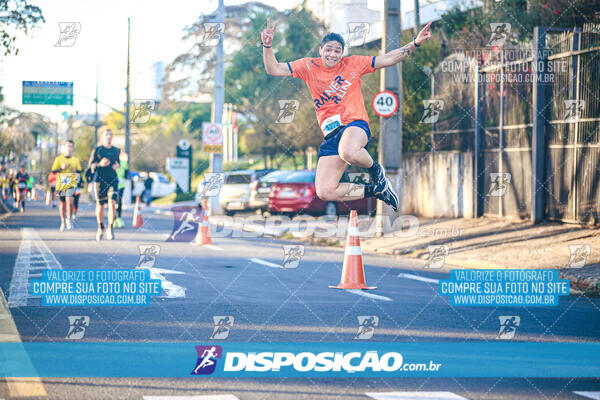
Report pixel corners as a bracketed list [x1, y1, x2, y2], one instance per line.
[287, 55, 376, 137]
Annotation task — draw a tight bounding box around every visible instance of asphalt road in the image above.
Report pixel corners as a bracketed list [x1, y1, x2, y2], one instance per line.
[1, 198, 599, 399]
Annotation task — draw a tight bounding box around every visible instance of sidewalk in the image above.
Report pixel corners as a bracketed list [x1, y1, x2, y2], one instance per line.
[360, 217, 600, 294]
[324, 217, 600, 294]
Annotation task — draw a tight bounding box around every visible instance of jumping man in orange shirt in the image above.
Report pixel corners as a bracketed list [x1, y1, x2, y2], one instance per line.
[262, 19, 432, 211]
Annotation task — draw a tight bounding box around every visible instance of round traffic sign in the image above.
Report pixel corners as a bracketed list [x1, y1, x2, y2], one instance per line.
[372, 90, 399, 118]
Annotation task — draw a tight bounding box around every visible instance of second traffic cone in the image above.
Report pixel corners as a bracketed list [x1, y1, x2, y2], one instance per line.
[329, 210, 376, 290]
[132, 196, 144, 228]
[198, 199, 212, 245]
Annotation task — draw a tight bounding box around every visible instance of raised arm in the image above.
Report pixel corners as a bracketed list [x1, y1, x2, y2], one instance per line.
[261, 18, 291, 77]
[374, 22, 432, 69]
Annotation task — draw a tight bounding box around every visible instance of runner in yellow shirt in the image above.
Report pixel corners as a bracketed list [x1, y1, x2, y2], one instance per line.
[52, 140, 82, 231]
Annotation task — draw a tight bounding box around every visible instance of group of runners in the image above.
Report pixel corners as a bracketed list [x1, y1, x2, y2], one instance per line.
[1, 165, 34, 213]
[2, 129, 129, 240]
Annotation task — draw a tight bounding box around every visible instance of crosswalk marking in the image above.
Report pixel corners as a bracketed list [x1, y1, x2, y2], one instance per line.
[366, 393, 469, 400]
[8, 228, 62, 307]
[574, 392, 600, 400]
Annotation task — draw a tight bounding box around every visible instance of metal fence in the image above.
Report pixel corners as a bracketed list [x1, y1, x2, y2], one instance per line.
[429, 23, 600, 225]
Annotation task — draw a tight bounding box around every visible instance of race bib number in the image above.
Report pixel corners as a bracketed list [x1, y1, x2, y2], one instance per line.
[320, 114, 342, 136]
[56, 173, 78, 192]
[18, 182, 26, 189]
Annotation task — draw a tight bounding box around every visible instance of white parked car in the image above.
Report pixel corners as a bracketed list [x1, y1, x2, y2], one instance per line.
[132, 172, 176, 200]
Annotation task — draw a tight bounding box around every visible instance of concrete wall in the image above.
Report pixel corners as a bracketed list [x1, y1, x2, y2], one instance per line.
[402, 151, 473, 218]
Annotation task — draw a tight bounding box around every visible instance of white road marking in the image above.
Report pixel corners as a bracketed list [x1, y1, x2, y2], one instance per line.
[345, 289, 392, 302]
[250, 258, 282, 269]
[397, 273, 439, 284]
[574, 392, 600, 400]
[147, 268, 185, 275]
[143, 396, 240, 400]
[137, 268, 186, 298]
[366, 392, 469, 400]
[203, 244, 224, 251]
[8, 228, 62, 307]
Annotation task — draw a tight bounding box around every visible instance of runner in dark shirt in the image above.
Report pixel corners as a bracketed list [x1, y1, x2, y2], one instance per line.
[88, 129, 121, 240]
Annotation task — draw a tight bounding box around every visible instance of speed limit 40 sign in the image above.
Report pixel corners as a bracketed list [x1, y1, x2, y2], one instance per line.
[202, 122, 223, 153]
[372, 90, 399, 118]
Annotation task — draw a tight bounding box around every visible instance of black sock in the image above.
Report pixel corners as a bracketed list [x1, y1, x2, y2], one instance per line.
[368, 161, 381, 176]
[100, 222, 105, 230]
[364, 184, 376, 198]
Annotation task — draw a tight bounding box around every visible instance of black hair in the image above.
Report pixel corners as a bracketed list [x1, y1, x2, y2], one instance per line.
[320, 32, 345, 50]
[66, 140, 74, 145]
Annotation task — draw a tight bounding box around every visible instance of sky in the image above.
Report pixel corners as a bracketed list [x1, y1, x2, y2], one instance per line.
[0, 0, 303, 122]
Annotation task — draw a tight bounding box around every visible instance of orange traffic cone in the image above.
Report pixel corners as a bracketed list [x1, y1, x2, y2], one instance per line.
[329, 210, 376, 290]
[196, 199, 213, 245]
[132, 196, 144, 228]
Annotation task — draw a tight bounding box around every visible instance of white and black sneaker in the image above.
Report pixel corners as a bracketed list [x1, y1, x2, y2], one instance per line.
[106, 226, 114, 240]
[375, 178, 399, 212]
[370, 163, 388, 195]
[96, 225, 105, 241]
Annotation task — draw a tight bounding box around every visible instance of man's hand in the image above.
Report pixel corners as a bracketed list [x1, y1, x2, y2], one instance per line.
[99, 158, 111, 167]
[112, 161, 119, 170]
[415, 22, 432, 46]
[61, 162, 66, 170]
[261, 17, 278, 47]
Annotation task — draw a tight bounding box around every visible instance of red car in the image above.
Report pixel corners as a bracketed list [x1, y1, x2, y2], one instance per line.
[268, 170, 376, 216]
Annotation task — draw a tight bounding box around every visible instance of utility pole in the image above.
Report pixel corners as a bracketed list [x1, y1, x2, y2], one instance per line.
[94, 65, 99, 146]
[377, 0, 403, 236]
[125, 17, 131, 161]
[210, 0, 225, 214]
[413, 0, 420, 36]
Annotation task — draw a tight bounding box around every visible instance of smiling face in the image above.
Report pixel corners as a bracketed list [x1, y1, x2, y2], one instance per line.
[319, 41, 343, 68]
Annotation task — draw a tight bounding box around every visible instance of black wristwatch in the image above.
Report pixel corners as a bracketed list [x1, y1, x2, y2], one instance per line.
[413, 37, 421, 47]
[262, 43, 272, 48]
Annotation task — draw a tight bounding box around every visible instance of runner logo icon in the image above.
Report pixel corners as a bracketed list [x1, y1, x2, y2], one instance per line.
[191, 345, 223, 375]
